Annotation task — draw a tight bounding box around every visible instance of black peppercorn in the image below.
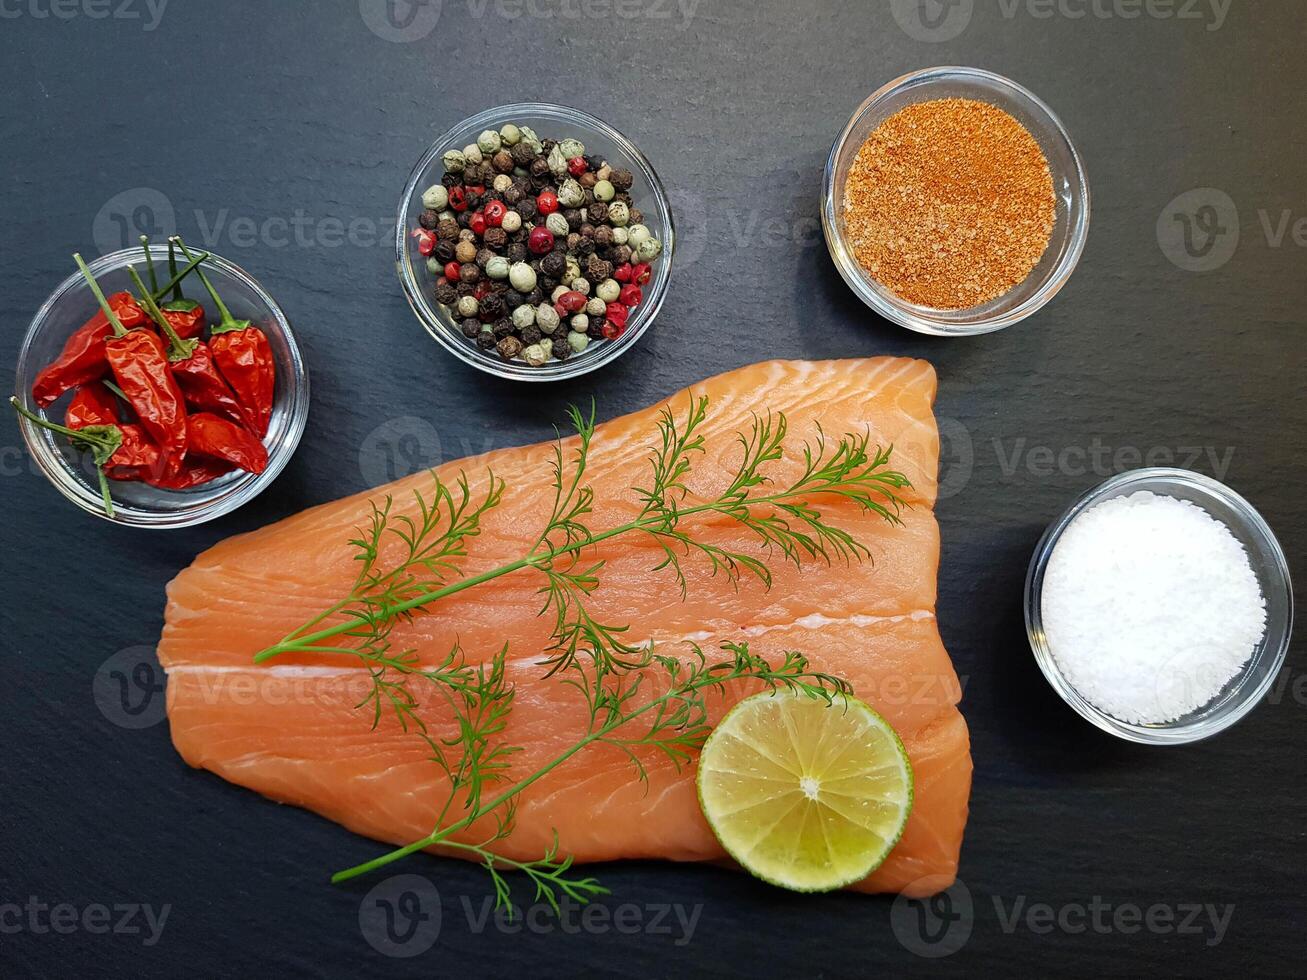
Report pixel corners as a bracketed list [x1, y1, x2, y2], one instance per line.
[629, 208, 644, 226]
[434, 282, 459, 306]
[609, 168, 634, 191]
[576, 237, 596, 257]
[436, 218, 460, 241]
[459, 263, 481, 284]
[563, 209, 583, 230]
[593, 225, 614, 247]
[579, 172, 598, 190]
[460, 317, 481, 339]
[529, 157, 551, 178]
[541, 252, 567, 278]
[441, 171, 461, 189]
[530, 174, 550, 192]
[610, 244, 633, 265]
[526, 287, 544, 306]
[483, 227, 508, 250]
[588, 317, 606, 340]
[585, 202, 607, 224]
[566, 232, 582, 252]
[457, 211, 472, 229]
[434, 239, 456, 263]
[553, 341, 571, 361]
[476, 247, 495, 268]
[506, 243, 527, 263]
[504, 288, 524, 309]
[479, 293, 506, 322]
[419, 209, 440, 230]
[504, 185, 525, 206]
[520, 324, 543, 346]
[517, 198, 538, 222]
[492, 149, 514, 174]
[476, 329, 497, 351]
[455, 280, 476, 297]
[493, 318, 515, 339]
[497, 336, 524, 361]
[539, 275, 559, 294]
[583, 188, 596, 207]
[510, 142, 536, 166]
[540, 138, 556, 153]
[465, 191, 483, 211]
[586, 254, 613, 282]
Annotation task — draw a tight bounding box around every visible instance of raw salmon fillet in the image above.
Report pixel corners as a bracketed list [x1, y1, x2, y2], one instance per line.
[159, 358, 971, 896]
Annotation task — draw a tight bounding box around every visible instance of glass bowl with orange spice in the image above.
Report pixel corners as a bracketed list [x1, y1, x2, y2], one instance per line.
[822, 67, 1090, 336]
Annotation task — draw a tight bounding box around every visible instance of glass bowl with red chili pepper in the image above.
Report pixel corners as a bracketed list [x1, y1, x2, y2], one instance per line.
[13, 245, 309, 527]
[397, 103, 675, 381]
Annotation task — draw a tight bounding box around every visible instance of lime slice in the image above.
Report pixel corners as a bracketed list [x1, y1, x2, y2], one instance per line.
[696, 690, 913, 892]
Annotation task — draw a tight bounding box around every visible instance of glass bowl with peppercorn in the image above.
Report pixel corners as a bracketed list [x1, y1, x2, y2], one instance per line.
[822, 66, 1090, 336]
[13, 244, 309, 527]
[397, 103, 674, 380]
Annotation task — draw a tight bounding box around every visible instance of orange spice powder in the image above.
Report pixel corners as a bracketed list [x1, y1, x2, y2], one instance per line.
[843, 98, 1056, 310]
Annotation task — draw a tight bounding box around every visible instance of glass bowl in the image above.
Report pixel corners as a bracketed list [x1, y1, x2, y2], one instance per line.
[1025, 469, 1293, 745]
[13, 245, 309, 528]
[822, 66, 1091, 336]
[396, 102, 675, 381]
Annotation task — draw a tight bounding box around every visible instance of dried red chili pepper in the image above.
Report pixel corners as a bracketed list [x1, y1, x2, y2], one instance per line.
[133, 457, 236, 489]
[159, 238, 206, 338]
[32, 250, 210, 407]
[75, 254, 189, 475]
[64, 382, 121, 429]
[10, 396, 157, 516]
[175, 238, 276, 437]
[187, 412, 268, 474]
[127, 265, 247, 427]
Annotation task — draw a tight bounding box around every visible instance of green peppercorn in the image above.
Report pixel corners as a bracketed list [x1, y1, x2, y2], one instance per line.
[509, 261, 537, 293]
[518, 125, 544, 154]
[512, 304, 536, 329]
[485, 256, 511, 280]
[607, 201, 630, 226]
[570, 313, 589, 333]
[593, 179, 615, 202]
[547, 144, 568, 177]
[421, 185, 449, 211]
[463, 144, 484, 166]
[442, 149, 466, 173]
[457, 295, 479, 318]
[636, 237, 663, 262]
[610, 226, 629, 245]
[564, 256, 582, 283]
[545, 212, 570, 237]
[558, 179, 585, 208]
[627, 224, 652, 248]
[595, 278, 621, 302]
[568, 330, 590, 353]
[558, 138, 586, 160]
[500, 123, 522, 146]
[478, 130, 502, 154]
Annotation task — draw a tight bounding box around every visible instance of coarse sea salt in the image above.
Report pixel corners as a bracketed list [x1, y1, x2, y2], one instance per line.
[1042, 490, 1267, 725]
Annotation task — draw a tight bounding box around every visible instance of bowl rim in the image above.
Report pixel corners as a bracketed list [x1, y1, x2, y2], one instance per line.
[395, 101, 675, 382]
[13, 245, 309, 528]
[1024, 467, 1294, 745]
[821, 65, 1091, 337]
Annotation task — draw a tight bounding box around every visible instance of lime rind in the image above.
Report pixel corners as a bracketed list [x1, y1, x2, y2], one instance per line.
[696, 691, 914, 893]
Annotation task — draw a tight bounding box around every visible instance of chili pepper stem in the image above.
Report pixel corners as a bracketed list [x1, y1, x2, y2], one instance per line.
[152, 250, 211, 304]
[167, 238, 184, 302]
[127, 265, 195, 360]
[94, 466, 115, 517]
[141, 236, 159, 293]
[173, 237, 248, 331]
[73, 253, 129, 337]
[12, 396, 99, 442]
[13, 398, 119, 517]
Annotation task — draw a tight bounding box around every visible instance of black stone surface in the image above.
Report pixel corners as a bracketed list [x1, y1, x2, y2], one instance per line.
[1, 1, 1304, 976]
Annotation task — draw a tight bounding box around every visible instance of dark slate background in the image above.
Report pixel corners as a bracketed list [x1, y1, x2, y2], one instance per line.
[2, 1, 1304, 976]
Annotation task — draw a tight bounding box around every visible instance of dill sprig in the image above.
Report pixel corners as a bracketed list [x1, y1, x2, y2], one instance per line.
[253, 396, 909, 913]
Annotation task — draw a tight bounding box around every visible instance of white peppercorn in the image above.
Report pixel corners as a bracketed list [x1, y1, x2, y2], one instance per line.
[492, 174, 513, 193]
[536, 303, 561, 334]
[570, 313, 589, 332]
[523, 343, 548, 367]
[508, 261, 537, 292]
[569, 277, 591, 296]
[585, 296, 606, 316]
[596, 278, 621, 302]
[421, 185, 449, 211]
[456, 295, 478, 318]
[477, 129, 502, 154]
[539, 337, 554, 359]
[596, 164, 613, 181]
[512, 304, 536, 329]
[611, 226, 629, 245]
[463, 144, 483, 165]
[501, 210, 522, 233]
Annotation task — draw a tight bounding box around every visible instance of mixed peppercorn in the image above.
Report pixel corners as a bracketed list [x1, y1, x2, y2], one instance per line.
[414, 123, 663, 365]
[15, 236, 276, 515]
